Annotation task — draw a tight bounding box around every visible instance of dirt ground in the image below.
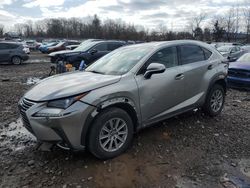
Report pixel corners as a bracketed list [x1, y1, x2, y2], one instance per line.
[0, 52, 250, 188]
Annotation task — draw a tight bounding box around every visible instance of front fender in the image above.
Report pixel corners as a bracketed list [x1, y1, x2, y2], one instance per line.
[80, 97, 140, 146]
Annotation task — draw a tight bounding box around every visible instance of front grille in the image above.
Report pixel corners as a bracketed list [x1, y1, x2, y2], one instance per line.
[18, 98, 36, 134]
[229, 69, 250, 79]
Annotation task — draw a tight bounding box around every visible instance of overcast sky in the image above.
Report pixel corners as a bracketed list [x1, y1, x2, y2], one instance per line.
[0, 0, 249, 31]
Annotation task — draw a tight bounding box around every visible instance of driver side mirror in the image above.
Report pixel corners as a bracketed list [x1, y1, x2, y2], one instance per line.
[144, 63, 166, 79]
[89, 49, 98, 55]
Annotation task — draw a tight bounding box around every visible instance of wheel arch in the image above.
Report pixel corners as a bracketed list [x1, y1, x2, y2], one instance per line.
[81, 97, 140, 147]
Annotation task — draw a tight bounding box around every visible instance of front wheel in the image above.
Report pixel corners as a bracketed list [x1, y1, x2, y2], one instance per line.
[88, 107, 134, 160]
[203, 84, 225, 117]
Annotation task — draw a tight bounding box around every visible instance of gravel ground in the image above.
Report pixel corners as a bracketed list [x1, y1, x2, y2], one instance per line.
[0, 52, 250, 188]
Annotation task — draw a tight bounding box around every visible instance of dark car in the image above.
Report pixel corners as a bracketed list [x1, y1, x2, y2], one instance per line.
[228, 53, 250, 90]
[47, 41, 80, 54]
[49, 40, 126, 70]
[49, 39, 104, 63]
[0, 42, 29, 64]
[217, 45, 244, 62]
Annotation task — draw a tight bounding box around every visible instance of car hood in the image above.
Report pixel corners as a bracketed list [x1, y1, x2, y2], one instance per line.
[229, 61, 250, 71]
[24, 71, 121, 101]
[49, 50, 81, 57]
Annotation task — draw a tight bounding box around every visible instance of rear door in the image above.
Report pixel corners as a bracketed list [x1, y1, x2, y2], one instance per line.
[177, 44, 214, 105]
[135, 46, 186, 124]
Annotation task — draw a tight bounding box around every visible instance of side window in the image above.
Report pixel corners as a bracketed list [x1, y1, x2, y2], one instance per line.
[147, 46, 178, 68]
[108, 43, 123, 51]
[8, 44, 19, 49]
[179, 45, 205, 64]
[202, 48, 212, 60]
[95, 43, 108, 51]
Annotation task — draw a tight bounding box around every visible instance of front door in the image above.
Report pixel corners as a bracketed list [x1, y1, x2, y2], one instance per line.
[89, 43, 109, 62]
[135, 46, 186, 125]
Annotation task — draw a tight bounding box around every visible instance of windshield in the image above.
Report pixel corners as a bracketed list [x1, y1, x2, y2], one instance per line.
[217, 46, 232, 52]
[85, 46, 152, 75]
[73, 41, 99, 52]
[237, 53, 250, 62]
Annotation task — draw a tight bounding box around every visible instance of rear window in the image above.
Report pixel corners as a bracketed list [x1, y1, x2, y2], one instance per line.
[179, 45, 205, 64]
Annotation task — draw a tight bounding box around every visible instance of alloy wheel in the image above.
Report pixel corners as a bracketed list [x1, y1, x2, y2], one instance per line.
[210, 89, 223, 113]
[99, 118, 128, 152]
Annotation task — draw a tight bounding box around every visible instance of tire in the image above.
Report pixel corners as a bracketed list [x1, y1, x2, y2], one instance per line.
[203, 84, 225, 117]
[11, 56, 22, 65]
[88, 107, 134, 160]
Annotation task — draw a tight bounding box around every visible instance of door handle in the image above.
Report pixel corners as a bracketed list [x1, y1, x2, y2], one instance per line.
[207, 64, 213, 70]
[175, 73, 184, 80]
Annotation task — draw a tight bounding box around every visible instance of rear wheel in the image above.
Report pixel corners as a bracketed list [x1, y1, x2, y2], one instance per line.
[88, 107, 134, 160]
[203, 84, 225, 116]
[11, 56, 22, 65]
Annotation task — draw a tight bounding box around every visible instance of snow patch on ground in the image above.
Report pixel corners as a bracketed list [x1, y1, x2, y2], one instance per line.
[26, 77, 41, 85]
[0, 118, 36, 151]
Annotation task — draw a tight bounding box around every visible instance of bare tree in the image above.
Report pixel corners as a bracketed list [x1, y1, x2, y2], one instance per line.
[211, 17, 225, 42]
[0, 24, 4, 37]
[243, 1, 250, 43]
[188, 13, 207, 39]
[224, 8, 236, 42]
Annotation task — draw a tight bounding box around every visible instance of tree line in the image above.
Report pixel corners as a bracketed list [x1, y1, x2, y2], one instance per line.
[0, 4, 250, 43]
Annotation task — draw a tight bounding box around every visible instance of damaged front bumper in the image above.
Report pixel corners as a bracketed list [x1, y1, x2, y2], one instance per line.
[18, 98, 96, 151]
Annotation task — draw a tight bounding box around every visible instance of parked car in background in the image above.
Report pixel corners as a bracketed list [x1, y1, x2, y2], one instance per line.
[38, 42, 59, 53]
[228, 53, 250, 90]
[49, 40, 126, 72]
[212, 42, 243, 49]
[217, 45, 244, 62]
[0, 42, 29, 64]
[25, 40, 40, 50]
[49, 39, 105, 64]
[19, 40, 228, 159]
[66, 45, 79, 50]
[46, 41, 80, 53]
[241, 45, 250, 52]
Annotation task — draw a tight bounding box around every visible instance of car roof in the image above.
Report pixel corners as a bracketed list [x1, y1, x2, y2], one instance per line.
[0, 41, 21, 45]
[122, 40, 213, 50]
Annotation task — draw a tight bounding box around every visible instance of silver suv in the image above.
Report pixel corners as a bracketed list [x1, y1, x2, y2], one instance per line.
[19, 40, 228, 159]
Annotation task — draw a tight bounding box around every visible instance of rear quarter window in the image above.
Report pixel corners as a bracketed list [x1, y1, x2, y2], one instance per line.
[202, 48, 212, 60]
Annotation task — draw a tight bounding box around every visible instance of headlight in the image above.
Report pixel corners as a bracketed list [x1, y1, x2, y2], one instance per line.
[47, 93, 88, 109]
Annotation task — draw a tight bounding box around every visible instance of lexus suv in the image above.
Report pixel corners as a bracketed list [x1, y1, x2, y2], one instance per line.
[18, 40, 228, 159]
